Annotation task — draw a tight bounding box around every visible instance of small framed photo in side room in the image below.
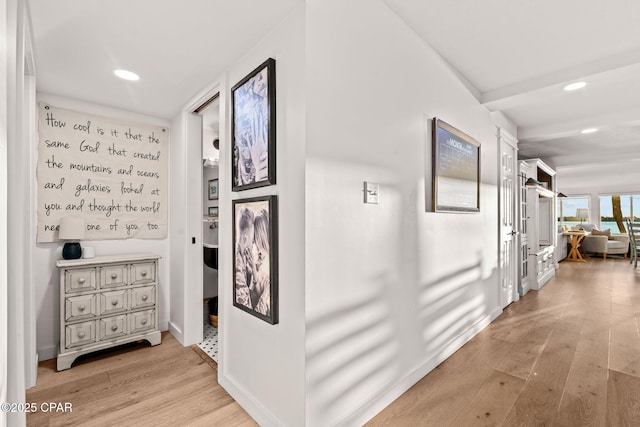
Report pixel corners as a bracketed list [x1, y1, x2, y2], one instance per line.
[208, 207, 218, 217]
[231, 58, 276, 191]
[432, 118, 481, 213]
[208, 179, 219, 200]
[232, 195, 278, 324]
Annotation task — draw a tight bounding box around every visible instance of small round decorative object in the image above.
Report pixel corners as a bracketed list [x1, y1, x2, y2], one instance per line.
[62, 242, 82, 260]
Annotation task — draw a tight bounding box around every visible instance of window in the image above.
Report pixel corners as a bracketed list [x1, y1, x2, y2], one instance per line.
[599, 194, 640, 232]
[558, 196, 590, 229]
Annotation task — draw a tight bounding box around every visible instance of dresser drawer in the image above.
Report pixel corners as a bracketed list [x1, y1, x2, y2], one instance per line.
[65, 294, 97, 321]
[99, 264, 128, 288]
[65, 321, 96, 349]
[98, 315, 128, 341]
[130, 286, 155, 309]
[130, 262, 155, 285]
[65, 268, 97, 293]
[129, 310, 155, 334]
[99, 289, 128, 316]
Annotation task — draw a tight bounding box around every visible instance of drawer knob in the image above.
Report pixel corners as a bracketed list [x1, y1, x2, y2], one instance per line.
[141, 319, 148, 325]
[111, 273, 118, 279]
[78, 305, 86, 311]
[141, 271, 147, 277]
[111, 300, 118, 306]
[78, 331, 86, 339]
[141, 295, 148, 301]
[111, 325, 118, 332]
[78, 277, 86, 284]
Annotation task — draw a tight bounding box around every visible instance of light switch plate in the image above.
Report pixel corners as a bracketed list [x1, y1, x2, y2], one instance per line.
[364, 182, 379, 204]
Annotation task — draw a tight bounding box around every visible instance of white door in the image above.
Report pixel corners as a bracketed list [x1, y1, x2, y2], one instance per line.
[499, 129, 518, 308]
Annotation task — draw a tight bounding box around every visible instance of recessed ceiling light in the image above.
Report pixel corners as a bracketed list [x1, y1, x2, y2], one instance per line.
[581, 128, 598, 134]
[563, 81, 587, 91]
[114, 69, 140, 81]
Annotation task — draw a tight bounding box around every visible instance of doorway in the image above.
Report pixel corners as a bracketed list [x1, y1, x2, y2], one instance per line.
[195, 93, 221, 362]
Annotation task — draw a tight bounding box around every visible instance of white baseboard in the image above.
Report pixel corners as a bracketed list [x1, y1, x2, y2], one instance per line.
[37, 345, 57, 362]
[337, 307, 502, 426]
[218, 373, 284, 427]
[167, 321, 184, 345]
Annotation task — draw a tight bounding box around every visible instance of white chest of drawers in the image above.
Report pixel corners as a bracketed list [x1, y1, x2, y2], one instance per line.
[56, 253, 162, 371]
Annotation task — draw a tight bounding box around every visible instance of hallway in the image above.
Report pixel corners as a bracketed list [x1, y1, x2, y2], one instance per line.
[368, 258, 640, 426]
[24, 258, 640, 426]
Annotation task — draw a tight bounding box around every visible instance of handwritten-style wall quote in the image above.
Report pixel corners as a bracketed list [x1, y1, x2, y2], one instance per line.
[36, 104, 169, 242]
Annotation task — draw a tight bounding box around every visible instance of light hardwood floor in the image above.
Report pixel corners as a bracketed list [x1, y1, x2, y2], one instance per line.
[368, 257, 640, 426]
[26, 332, 257, 426]
[27, 258, 640, 426]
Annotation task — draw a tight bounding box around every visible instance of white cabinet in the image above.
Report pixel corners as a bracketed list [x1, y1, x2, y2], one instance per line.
[56, 253, 161, 371]
[519, 158, 557, 295]
[556, 232, 568, 262]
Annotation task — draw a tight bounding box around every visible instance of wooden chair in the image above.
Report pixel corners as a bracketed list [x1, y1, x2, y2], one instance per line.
[626, 220, 640, 267]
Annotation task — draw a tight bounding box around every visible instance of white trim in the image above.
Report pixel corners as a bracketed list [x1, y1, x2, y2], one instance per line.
[170, 78, 223, 348]
[181, 111, 204, 347]
[0, 2, 10, 422]
[498, 127, 518, 148]
[22, 3, 37, 390]
[167, 321, 184, 345]
[218, 374, 284, 427]
[497, 126, 520, 307]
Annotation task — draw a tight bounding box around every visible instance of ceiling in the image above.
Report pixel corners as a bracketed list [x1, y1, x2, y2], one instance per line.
[27, 0, 640, 168]
[27, 0, 302, 119]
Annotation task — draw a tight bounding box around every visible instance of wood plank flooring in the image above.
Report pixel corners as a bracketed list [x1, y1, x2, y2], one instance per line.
[26, 258, 640, 426]
[26, 332, 257, 427]
[368, 257, 640, 427]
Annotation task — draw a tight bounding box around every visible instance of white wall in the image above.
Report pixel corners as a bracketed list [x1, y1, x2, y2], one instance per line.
[557, 159, 640, 224]
[305, 1, 501, 425]
[5, 1, 31, 425]
[215, 5, 307, 426]
[168, 113, 186, 342]
[1, 1, 14, 425]
[33, 93, 171, 361]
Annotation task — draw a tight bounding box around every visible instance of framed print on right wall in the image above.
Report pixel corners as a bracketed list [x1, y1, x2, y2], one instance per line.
[232, 195, 278, 324]
[432, 117, 481, 213]
[231, 58, 276, 191]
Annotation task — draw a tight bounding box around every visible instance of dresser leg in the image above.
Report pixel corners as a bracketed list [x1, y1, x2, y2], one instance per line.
[57, 354, 75, 371]
[146, 331, 162, 346]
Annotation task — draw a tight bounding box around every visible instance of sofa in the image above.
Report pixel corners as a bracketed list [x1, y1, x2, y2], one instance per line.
[576, 223, 629, 259]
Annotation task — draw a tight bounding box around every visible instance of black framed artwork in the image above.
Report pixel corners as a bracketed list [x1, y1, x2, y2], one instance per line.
[232, 195, 278, 324]
[432, 118, 481, 213]
[231, 58, 276, 191]
[208, 179, 219, 200]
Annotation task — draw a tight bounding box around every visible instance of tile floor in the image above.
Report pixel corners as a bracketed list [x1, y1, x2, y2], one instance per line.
[198, 320, 218, 363]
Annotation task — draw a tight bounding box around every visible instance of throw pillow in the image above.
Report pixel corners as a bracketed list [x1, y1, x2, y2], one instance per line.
[591, 228, 613, 240]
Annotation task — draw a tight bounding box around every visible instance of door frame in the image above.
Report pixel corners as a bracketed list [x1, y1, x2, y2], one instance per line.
[178, 81, 225, 348]
[497, 127, 519, 307]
